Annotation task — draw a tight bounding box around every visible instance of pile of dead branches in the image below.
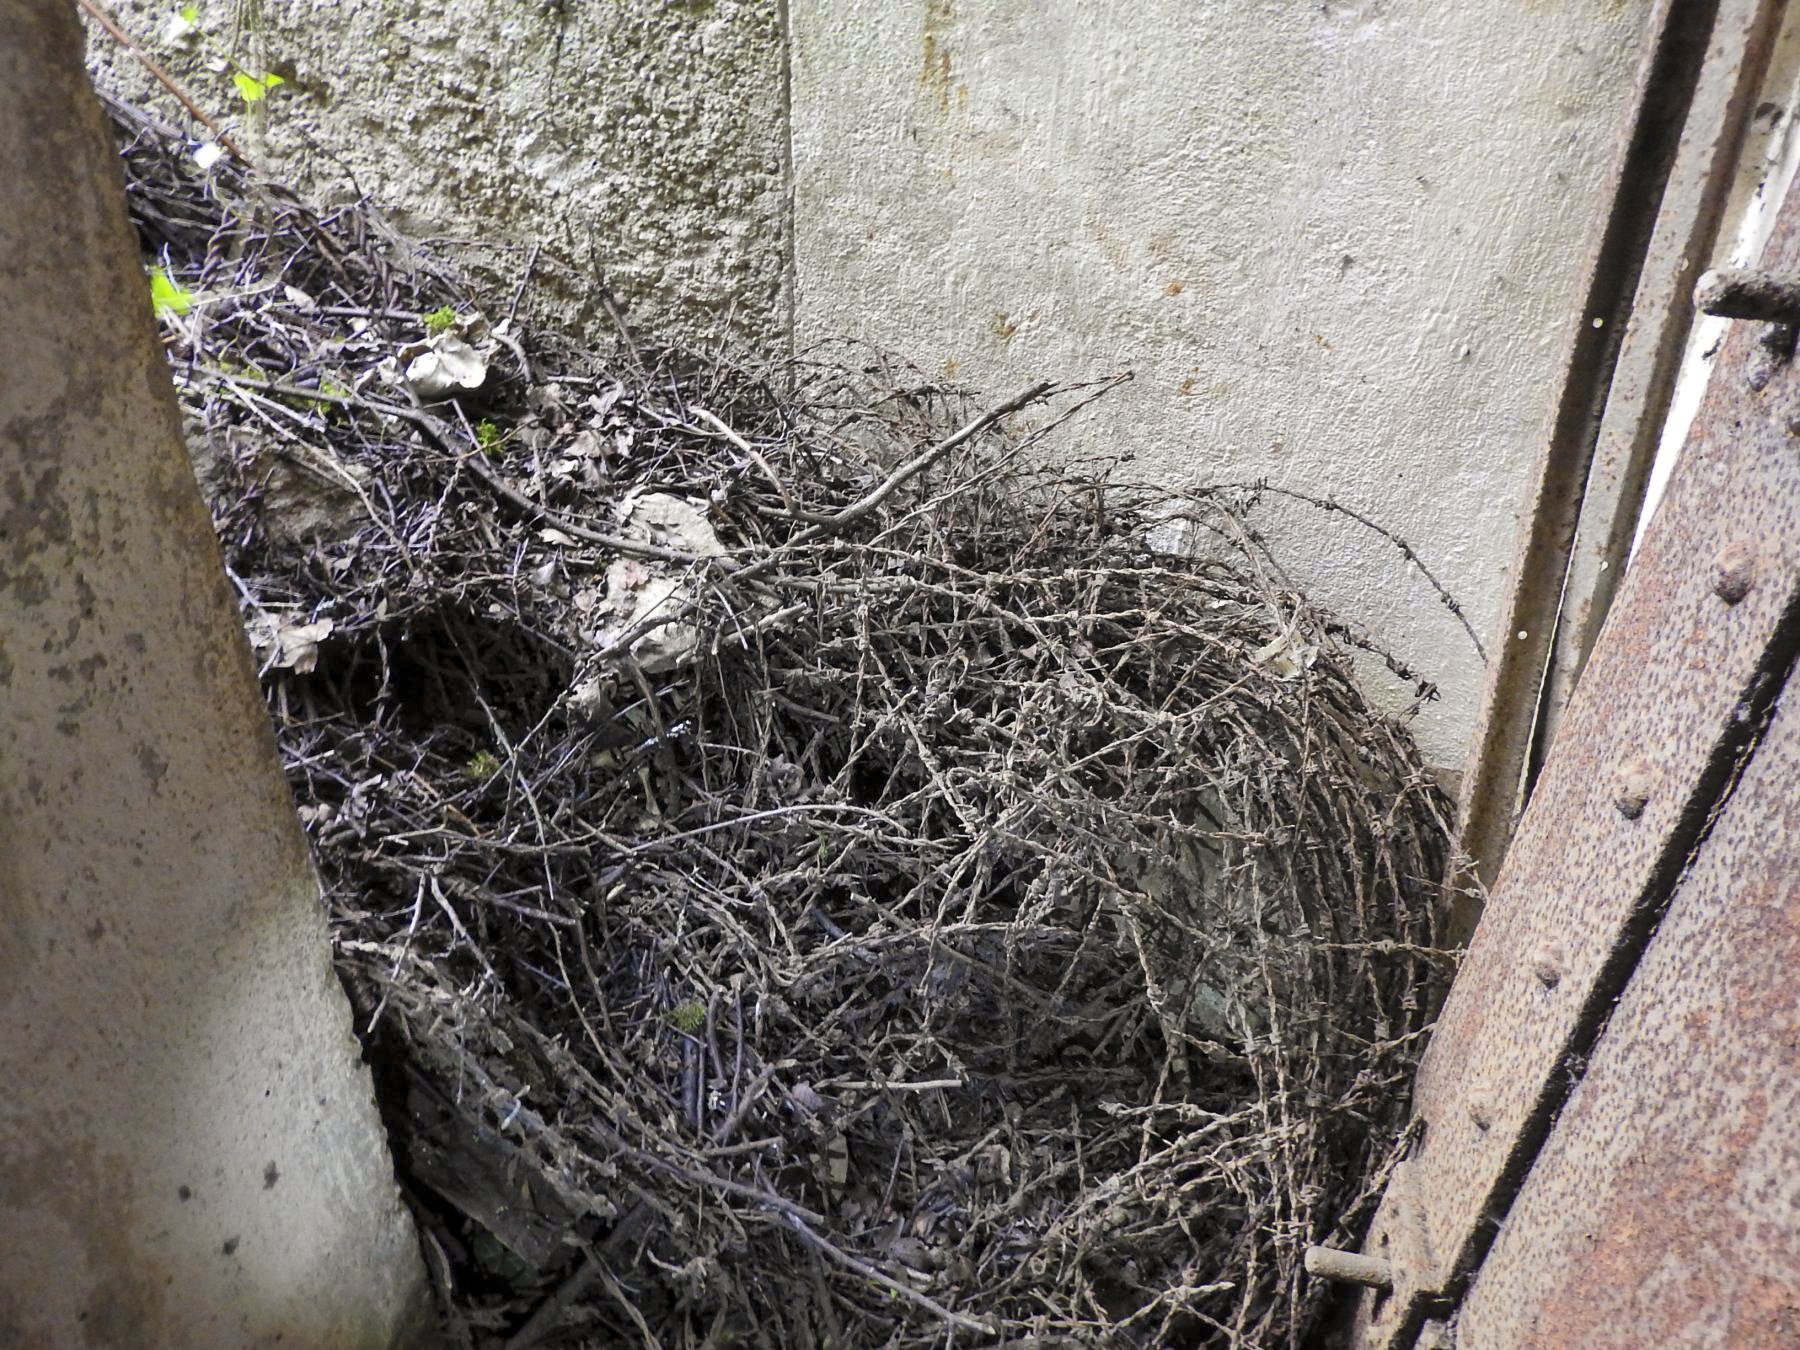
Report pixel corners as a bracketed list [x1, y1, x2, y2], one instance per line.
[113, 88, 1457, 1349]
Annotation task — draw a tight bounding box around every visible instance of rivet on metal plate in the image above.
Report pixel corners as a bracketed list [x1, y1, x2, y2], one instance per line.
[1303, 1245, 1393, 1290]
[1614, 756, 1654, 820]
[1711, 539, 1758, 605]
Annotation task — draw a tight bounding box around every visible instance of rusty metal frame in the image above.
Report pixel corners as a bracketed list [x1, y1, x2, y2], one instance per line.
[1344, 114, 1800, 1349]
[1531, 0, 1785, 776]
[1456, 637, 1800, 1345]
[1455, 0, 1737, 897]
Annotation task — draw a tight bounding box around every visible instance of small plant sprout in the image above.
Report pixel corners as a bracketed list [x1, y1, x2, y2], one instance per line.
[670, 999, 706, 1034]
[159, 7, 286, 113]
[464, 749, 502, 780]
[297, 378, 351, 418]
[232, 69, 286, 104]
[424, 305, 458, 335]
[163, 3, 202, 44]
[149, 265, 194, 317]
[476, 418, 504, 454]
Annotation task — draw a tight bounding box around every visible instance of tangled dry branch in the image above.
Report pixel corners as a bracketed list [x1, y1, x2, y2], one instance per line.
[112, 88, 1459, 1349]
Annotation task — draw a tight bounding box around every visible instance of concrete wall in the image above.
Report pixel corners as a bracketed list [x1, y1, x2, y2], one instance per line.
[1, 6, 428, 1345]
[85, 0, 790, 346]
[788, 0, 1654, 769]
[81, 1, 1657, 768]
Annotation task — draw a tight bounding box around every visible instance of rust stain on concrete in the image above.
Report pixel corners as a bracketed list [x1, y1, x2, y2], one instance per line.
[922, 0, 955, 113]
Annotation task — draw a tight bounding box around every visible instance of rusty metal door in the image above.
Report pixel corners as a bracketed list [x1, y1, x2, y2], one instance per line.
[1339, 92, 1800, 1350]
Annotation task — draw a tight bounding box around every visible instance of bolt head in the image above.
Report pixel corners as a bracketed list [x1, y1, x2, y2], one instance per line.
[1712, 539, 1758, 605]
[1615, 756, 1654, 819]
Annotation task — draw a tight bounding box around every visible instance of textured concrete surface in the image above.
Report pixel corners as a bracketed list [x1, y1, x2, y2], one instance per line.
[1, 6, 429, 1345]
[80, 0, 1658, 770]
[788, 0, 1654, 768]
[85, 0, 790, 346]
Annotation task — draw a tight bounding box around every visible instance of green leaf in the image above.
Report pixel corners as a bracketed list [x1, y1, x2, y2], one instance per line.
[179, 3, 200, 22]
[232, 70, 285, 103]
[149, 266, 193, 316]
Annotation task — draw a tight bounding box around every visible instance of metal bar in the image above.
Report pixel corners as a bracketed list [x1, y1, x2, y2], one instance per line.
[1693, 262, 1800, 319]
[1453, 0, 1723, 903]
[1531, 0, 1782, 788]
[1306, 1247, 1395, 1291]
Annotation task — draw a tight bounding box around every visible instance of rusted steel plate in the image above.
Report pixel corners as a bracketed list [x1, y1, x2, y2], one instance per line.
[1350, 121, 1800, 1348]
[1455, 671, 1800, 1347]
